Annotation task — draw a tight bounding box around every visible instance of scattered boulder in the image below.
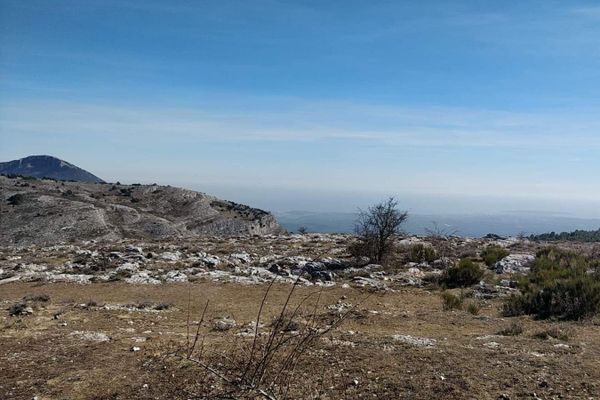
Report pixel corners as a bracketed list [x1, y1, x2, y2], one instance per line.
[125, 272, 161, 284]
[163, 270, 188, 283]
[495, 254, 535, 274]
[213, 317, 237, 331]
[230, 252, 251, 264]
[70, 331, 111, 342]
[392, 334, 437, 348]
[160, 252, 181, 262]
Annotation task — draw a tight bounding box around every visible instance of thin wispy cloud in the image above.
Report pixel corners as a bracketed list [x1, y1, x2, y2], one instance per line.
[2, 99, 599, 149]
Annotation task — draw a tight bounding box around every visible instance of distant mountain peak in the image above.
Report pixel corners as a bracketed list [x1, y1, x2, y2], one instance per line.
[0, 155, 105, 183]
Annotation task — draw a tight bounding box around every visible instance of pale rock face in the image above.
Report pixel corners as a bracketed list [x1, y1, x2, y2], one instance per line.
[116, 262, 139, 274]
[70, 331, 111, 342]
[125, 272, 161, 285]
[230, 252, 251, 264]
[495, 254, 535, 274]
[392, 334, 437, 348]
[163, 270, 188, 283]
[160, 252, 181, 262]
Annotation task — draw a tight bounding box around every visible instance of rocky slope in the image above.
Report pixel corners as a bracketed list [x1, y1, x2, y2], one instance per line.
[0, 175, 284, 245]
[0, 155, 105, 183]
[0, 233, 545, 291]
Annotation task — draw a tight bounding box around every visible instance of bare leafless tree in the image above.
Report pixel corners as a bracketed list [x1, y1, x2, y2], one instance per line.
[354, 197, 408, 263]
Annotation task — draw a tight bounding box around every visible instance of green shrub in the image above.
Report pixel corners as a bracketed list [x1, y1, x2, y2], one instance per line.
[481, 245, 509, 267]
[441, 258, 484, 288]
[502, 248, 600, 320]
[407, 244, 437, 263]
[441, 290, 463, 311]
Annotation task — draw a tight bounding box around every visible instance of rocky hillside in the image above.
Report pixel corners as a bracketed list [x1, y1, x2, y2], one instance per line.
[0, 175, 284, 245]
[0, 155, 105, 183]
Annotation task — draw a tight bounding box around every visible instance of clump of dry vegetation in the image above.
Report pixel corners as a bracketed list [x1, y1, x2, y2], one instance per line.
[176, 278, 365, 399]
[498, 321, 524, 336]
[441, 290, 463, 311]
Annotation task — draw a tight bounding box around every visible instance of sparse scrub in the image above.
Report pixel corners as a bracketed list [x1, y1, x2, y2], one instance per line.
[498, 321, 523, 336]
[441, 290, 463, 311]
[481, 245, 509, 267]
[441, 258, 484, 288]
[178, 278, 361, 399]
[466, 301, 481, 315]
[502, 248, 600, 320]
[407, 243, 437, 263]
[23, 294, 50, 303]
[533, 325, 571, 341]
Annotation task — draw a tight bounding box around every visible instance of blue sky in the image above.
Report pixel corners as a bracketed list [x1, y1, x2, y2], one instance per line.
[1, 1, 599, 216]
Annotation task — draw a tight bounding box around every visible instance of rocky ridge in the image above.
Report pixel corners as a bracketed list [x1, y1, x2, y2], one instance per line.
[0, 175, 283, 245]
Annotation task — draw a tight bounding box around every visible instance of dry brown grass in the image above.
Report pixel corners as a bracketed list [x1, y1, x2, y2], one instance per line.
[1, 281, 599, 399]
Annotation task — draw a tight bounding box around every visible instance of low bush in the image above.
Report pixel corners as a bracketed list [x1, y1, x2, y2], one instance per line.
[407, 244, 437, 263]
[533, 325, 571, 341]
[466, 301, 481, 315]
[502, 248, 600, 320]
[481, 245, 509, 267]
[23, 294, 50, 303]
[498, 321, 523, 336]
[8, 302, 29, 316]
[441, 290, 463, 311]
[441, 258, 484, 288]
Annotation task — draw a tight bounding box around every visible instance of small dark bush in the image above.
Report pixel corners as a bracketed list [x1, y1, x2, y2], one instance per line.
[86, 300, 98, 308]
[407, 244, 437, 263]
[154, 303, 171, 311]
[347, 237, 378, 261]
[441, 258, 484, 288]
[481, 245, 509, 267]
[502, 248, 600, 320]
[7, 193, 25, 206]
[8, 302, 29, 316]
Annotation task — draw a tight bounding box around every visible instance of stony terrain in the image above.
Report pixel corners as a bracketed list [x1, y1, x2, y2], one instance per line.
[0, 234, 540, 292]
[0, 175, 284, 246]
[1, 234, 599, 399]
